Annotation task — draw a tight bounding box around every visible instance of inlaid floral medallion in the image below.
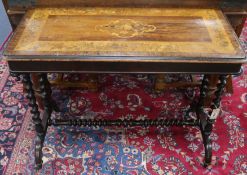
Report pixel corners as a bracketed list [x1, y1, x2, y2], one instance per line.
[96, 19, 156, 38]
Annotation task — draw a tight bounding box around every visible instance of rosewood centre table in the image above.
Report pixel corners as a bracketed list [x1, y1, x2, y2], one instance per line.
[3, 7, 246, 170]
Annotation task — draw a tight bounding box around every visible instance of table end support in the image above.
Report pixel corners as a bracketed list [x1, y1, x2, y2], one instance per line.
[11, 73, 47, 170]
[197, 75, 227, 167]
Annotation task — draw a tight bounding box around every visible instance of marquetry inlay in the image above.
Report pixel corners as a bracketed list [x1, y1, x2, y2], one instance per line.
[95, 19, 156, 38]
[5, 7, 245, 59]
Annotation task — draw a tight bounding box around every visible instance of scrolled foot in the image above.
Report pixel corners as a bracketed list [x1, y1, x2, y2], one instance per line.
[203, 139, 212, 167]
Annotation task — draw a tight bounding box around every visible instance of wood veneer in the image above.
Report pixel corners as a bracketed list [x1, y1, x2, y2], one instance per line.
[4, 8, 245, 63]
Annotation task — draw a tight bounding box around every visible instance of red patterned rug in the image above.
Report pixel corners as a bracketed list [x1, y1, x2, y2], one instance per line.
[0, 21, 246, 175]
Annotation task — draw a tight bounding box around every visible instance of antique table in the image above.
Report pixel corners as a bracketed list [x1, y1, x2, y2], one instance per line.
[3, 7, 246, 170]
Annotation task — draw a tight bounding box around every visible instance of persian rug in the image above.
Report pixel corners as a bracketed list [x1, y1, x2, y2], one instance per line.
[0, 22, 246, 175]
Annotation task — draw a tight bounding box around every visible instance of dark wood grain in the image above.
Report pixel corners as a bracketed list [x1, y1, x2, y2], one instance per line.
[7, 61, 242, 74]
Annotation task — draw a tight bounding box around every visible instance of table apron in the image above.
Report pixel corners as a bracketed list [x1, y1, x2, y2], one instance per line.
[8, 61, 242, 74]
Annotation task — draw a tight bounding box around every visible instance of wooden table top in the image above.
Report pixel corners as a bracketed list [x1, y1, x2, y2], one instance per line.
[4, 7, 246, 63]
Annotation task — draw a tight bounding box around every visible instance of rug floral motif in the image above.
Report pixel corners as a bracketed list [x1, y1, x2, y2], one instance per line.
[0, 22, 246, 175]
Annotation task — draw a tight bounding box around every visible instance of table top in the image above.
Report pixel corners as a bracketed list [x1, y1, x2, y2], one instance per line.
[4, 7, 245, 63]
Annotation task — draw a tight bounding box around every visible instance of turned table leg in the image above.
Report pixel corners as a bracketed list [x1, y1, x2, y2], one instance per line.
[11, 73, 57, 170]
[22, 73, 45, 170]
[203, 75, 218, 107]
[197, 75, 227, 166]
[39, 73, 59, 113]
[197, 75, 210, 110]
[31, 74, 44, 110]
